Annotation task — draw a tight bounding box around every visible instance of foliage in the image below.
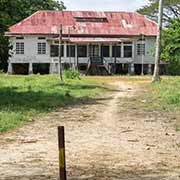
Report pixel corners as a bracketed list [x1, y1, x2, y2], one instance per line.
[0, 74, 106, 132]
[137, 0, 180, 25]
[0, 0, 66, 71]
[64, 70, 81, 79]
[161, 18, 180, 75]
[151, 77, 180, 107]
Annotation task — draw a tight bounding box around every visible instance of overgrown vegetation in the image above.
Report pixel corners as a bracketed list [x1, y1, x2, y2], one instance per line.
[162, 18, 180, 75]
[64, 70, 81, 79]
[151, 77, 180, 107]
[0, 74, 107, 133]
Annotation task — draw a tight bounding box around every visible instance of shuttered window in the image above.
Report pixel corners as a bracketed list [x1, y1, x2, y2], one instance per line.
[137, 44, 145, 55]
[124, 46, 132, 58]
[67, 45, 75, 57]
[50, 45, 64, 57]
[78, 45, 87, 57]
[37, 42, 46, 54]
[101, 45, 109, 57]
[112, 45, 121, 57]
[16, 42, 24, 54]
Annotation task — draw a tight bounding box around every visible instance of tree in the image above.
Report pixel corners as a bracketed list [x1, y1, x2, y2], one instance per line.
[0, 0, 66, 71]
[161, 18, 180, 75]
[152, 0, 164, 82]
[137, 0, 180, 25]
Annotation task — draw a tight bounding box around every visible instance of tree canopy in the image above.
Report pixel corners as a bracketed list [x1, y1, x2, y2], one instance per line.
[137, 0, 180, 25]
[0, 0, 66, 71]
[161, 18, 180, 75]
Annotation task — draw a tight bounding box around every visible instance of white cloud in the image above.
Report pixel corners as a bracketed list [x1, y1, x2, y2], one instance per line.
[62, 0, 149, 11]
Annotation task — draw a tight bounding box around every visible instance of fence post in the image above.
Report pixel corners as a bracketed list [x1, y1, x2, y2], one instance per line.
[58, 126, 67, 180]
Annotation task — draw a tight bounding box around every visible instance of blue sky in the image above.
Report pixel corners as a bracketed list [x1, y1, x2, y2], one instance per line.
[62, 0, 149, 11]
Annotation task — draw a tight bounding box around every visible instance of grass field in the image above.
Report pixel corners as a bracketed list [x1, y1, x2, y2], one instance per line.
[0, 74, 108, 133]
[0, 74, 179, 133]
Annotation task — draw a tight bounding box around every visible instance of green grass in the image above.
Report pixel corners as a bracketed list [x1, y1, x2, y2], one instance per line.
[0, 74, 107, 133]
[151, 77, 180, 131]
[151, 77, 180, 108]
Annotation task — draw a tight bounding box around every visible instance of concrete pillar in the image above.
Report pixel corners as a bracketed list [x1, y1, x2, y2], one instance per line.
[29, 63, 33, 74]
[64, 42, 67, 58]
[121, 42, 124, 58]
[99, 43, 101, 57]
[148, 64, 152, 74]
[110, 43, 112, 60]
[132, 41, 135, 61]
[7, 62, 13, 74]
[50, 63, 57, 74]
[128, 63, 135, 75]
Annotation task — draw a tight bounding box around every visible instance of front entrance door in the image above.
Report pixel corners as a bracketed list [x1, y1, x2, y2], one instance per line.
[89, 44, 99, 57]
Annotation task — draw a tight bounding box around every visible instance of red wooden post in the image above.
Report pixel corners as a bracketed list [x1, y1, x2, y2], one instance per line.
[58, 126, 67, 180]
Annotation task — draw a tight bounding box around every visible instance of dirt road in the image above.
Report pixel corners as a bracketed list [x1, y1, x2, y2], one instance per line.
[0, 81, 179, 180]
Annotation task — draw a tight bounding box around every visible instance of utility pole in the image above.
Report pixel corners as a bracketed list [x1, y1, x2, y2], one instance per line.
[59, 24, 63, 82]
[68, 27, 71, 69]
[152, 0, 164, 82]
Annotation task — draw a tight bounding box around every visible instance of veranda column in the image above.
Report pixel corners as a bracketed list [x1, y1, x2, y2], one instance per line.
[110, 43, 112, 62]
[7, 62, 13, 74]
[75, 44, 78, 70]
[29, 63, 33, 74]
[64, 42, 67, 58]
[121, 42, 124, 58]
[99, 43, 101, 57]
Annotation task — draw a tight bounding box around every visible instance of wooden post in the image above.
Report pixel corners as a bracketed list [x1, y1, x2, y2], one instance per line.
[59, 24, 63, 82]
[58, 126, 66, 180]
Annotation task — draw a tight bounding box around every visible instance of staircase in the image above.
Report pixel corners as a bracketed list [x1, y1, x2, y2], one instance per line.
[86, 56, 111, 75]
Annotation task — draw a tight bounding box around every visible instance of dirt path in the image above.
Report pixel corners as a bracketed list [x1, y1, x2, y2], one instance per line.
[0, 81, 180, 180]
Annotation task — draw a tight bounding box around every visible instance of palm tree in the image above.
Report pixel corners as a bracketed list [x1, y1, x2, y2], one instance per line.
[152, 0, 164, 82]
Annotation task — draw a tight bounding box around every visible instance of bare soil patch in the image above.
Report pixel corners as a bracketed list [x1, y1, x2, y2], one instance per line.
[0, 80, 179, 180]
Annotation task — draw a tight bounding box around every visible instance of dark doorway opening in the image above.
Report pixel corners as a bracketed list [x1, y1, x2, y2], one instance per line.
[12, 63, 29, 75]
[33, 63, 50, 74]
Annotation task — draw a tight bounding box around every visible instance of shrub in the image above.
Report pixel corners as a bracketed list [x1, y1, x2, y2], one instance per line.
[64, 70, 80, 79]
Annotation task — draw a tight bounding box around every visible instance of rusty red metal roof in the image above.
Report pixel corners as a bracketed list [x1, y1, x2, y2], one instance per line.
[6, 10, 158, 36]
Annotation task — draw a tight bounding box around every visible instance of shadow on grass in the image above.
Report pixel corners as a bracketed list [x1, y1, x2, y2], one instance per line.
[0, 84, 113, 114]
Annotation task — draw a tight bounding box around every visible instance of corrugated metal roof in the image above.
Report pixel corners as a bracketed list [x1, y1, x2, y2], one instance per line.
[6, 10, 158, 36]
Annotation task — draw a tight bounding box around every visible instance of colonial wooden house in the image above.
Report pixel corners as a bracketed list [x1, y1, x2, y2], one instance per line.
[6, 10, 158, 75]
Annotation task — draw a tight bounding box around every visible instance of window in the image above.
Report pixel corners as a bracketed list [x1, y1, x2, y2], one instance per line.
[38, 42, 46, 54]
[124, 46, 132, 58]
[67, 45, 75, 57]
[78, 45, 87, 57]
[16, 42, 24, 54]
[137, 44, 145, 55]
[101, 45, 109, 57]
[112, 45, 121, 57]
[50, 45, 64, 57]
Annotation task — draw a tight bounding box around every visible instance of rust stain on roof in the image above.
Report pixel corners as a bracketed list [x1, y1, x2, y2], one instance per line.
[6, 10, 158, 36]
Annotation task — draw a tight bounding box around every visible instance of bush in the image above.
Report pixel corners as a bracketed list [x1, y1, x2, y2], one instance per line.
[64, 70, 80, 79]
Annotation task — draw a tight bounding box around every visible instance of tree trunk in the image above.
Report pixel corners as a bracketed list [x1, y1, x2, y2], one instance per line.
[152, 0, 164, 82]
